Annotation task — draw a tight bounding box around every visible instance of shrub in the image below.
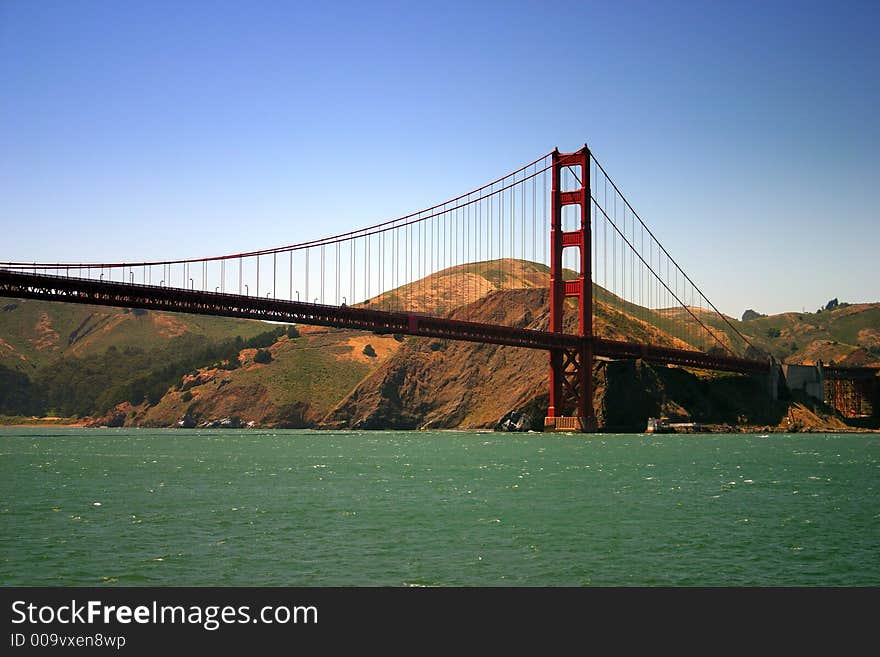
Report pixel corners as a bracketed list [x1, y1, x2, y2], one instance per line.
[181, 390, 193, 403]
[745, 345, 770, 361]
[245, 327, 286, 349]
[765, 328, 781, 338]
[287, 325, 300, 339]
[362, 343, 377, 358]
[253, 349, 272, 364]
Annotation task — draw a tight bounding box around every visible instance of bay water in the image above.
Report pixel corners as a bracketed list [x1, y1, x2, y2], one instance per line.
[1, 428, 877, 586]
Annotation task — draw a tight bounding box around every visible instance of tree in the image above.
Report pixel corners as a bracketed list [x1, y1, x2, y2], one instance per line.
[253, 349, 272, 364]
[0, 364, 38, 415]
[824, 298, 839, 311]
[244, 327, 285, 349]
[745, 345, 770, 361]
[286, 325, 300, 339]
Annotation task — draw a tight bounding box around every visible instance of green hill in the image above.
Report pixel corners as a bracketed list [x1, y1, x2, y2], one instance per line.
[735, 303, 880, 366]
[0, 299, 269, 373]
[0, 296, 402, 424]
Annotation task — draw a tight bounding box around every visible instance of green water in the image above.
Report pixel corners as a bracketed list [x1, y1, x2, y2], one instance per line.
[1, 428, 878, 586]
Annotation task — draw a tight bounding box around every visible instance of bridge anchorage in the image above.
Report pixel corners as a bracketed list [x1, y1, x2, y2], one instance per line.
[2, 142, 808, 431]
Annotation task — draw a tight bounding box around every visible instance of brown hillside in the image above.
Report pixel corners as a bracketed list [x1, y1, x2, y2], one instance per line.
[323, 288, 549, 429]
[361, 258, 551, 316]
[138, 329, 401, 428]
[324, 285, 857, 432]
[322, 286, 700, 430]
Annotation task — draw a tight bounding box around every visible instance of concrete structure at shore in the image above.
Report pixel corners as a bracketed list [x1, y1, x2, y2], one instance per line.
[777, 360, 878, 418]
[782, 362, 825, 402]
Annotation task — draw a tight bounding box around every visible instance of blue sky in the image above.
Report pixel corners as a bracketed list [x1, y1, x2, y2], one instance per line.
[1, 0, 877, 316]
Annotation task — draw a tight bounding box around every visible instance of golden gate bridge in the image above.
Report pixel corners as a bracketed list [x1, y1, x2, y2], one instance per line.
[1, 145, 775, 430]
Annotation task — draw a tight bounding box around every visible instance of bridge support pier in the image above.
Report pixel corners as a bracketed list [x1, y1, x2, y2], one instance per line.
[545, 343, 597, 432]
[543, 145, 598, 432]
[767, 355, 781, 401]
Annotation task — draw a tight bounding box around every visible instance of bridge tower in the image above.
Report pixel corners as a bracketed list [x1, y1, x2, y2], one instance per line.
[545, 146, 598, 432]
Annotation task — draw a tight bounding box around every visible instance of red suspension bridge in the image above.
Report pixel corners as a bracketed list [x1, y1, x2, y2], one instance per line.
[1, 145, 771, 431]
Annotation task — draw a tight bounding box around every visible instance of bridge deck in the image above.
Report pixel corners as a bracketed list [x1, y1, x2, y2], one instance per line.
[0, 270, 769, 375]
[824, 366, 880, 380]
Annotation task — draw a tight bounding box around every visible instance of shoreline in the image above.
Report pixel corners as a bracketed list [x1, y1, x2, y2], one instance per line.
[1, 422, 877, 434]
